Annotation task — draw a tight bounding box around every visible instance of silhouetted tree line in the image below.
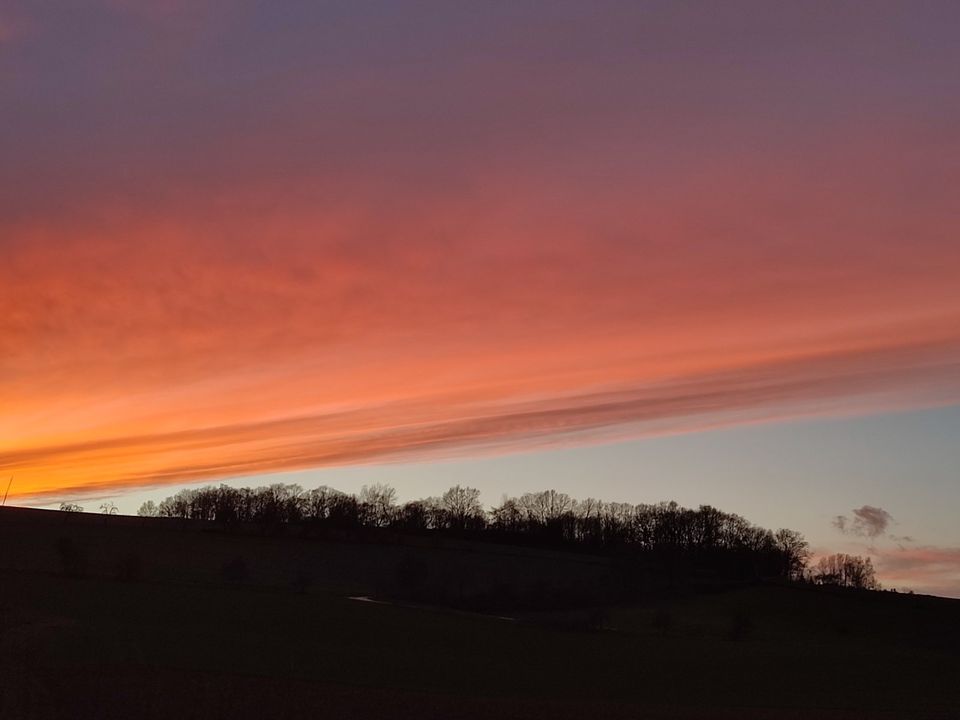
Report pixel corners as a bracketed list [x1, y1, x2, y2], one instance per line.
[139, 483, 813, 581]
[808, 553, 880, 590]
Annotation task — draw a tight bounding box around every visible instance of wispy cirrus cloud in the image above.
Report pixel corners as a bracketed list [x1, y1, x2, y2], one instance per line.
[5, 335, 960, 501]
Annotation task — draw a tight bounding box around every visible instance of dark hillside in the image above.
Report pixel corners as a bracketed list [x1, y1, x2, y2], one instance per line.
[0, 506, 621, 607]
[1, 506, 958, 719]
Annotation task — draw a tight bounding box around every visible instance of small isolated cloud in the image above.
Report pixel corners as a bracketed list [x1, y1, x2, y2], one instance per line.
[853, 505, 894, 537]
[833, 505, 894, 539]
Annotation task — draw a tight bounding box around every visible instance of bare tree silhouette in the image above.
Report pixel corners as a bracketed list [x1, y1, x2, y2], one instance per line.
[358, 484, 397, 527]
[439, 485, 483, 531]
[809, 553, 880, 590]
[137, 500, 159, 517]
[143, 481, 818, 585]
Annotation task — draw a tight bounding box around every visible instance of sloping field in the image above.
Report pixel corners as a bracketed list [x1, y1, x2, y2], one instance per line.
[1, 507, 957, 719]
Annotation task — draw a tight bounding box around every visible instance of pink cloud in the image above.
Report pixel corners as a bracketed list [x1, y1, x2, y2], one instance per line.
[873, 546, 960, 599]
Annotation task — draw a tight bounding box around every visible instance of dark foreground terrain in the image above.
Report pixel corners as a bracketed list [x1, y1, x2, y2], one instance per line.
[1, 506, 958, 719]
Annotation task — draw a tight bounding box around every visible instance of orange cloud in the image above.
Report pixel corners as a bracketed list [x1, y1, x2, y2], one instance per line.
[3, 171, 960, 501]
[2, 2, 959, 504]
[4, 329, 960, 500]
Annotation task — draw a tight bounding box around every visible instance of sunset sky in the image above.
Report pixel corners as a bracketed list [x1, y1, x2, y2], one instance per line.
[2, 1, 959, 596]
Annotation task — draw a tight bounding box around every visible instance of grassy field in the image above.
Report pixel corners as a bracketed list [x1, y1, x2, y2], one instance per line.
[1, 507, 957, 719]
